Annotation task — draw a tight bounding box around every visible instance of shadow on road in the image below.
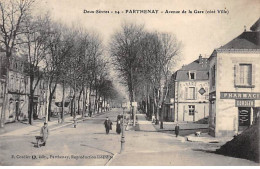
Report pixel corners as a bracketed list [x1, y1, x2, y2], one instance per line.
[30, 141, 38, 148]
[192, 148, 216, 153]
[80, 144, 114, 155]
[92, 132, 118, 135]
[30, 141, 45, 148]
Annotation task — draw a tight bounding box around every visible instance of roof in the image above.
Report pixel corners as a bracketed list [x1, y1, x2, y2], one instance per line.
[175, 71, 209, 81]
[219, 31, 260, 50]
[174, 58, 209, 81]
[179, 58, 209, 71]
[250, 18, 260, 31]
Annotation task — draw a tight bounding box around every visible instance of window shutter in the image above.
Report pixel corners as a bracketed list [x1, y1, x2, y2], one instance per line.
[251, 64, 255, 86]
[234, 64, 240, 86]
[195, 87, 198, 99]
[185, 87, 188, 99]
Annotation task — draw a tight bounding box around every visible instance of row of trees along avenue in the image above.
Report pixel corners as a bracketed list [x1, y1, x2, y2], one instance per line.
[0, 0, 119, 127]
[110, 22, 181, 128]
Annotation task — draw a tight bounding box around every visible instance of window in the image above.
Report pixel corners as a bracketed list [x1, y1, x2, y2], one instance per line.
[10, 75, 14, 91]
[20, 78, 24, 93]
[189, 105, 195, 116]
[16, 76, 19, 92]
[239, 64, 251, 85]
[189, 72, 195, 80]
[235, 64, 253, 87]
[187, 87, 195, 100]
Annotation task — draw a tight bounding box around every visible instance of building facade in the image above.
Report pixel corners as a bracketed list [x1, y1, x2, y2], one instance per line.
[208, 19, 260, 137]
[172, 55, 210, 122]
[0, 53, 50, 123]
[0, 53, 6, 121]
[0, 54, 30, 122]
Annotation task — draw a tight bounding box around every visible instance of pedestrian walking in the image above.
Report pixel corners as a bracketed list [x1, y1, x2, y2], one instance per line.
[104, 117, 113, 134]
[175, 123, 180, 137]
[40, 122, 49, 146]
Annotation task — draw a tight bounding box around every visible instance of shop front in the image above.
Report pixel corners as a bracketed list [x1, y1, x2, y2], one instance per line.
[220, 92, 260, 133]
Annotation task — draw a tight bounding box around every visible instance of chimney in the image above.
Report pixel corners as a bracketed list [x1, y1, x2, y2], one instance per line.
[244, 25, 247, 32]
[199, 54, 202, 64]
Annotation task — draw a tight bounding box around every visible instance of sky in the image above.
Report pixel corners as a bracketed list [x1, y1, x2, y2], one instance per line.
[35, 0, 260, 98]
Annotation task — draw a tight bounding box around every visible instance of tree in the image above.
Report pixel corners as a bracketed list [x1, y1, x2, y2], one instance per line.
[0, 0, 35, 128]
[44, 22, 75, 122]
[110, 22, 144, 126]
[138, 32, 181, 126]
[110, 22, 181, 127]
[20, 14, 51, 125]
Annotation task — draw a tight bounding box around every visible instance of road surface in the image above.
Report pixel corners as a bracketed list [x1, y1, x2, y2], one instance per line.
[0, 108, 257, 166]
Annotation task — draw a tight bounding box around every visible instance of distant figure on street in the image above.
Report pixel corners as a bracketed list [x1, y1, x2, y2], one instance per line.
[117, 114, 123, 121]
[116, 114, 123, 134]
[107, 104, 110, 111]
[175, 123, 180, 137]
[40, 122, 49, 146]
[89, 109, 93, 117]
[104, 117, 113, 134]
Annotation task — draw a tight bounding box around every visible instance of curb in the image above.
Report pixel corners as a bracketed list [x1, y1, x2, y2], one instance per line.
[156, 127, 209, 132]
[185, 134, 232, 143]
[105, 153, 118, 166]
[50, 117, 85, 131]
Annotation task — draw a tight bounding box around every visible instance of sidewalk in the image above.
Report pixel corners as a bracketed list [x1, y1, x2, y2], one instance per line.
[153, 121, 208, 131]
[108, 113, 256, 166]
[0, 111, 109, 137]
[135, 114, 157, 132]
[0, 114, 82, 137]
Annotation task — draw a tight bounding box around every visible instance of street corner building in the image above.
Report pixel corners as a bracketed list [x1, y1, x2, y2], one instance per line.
[208, 18, 260, 137]
[170, 54, 210, 122]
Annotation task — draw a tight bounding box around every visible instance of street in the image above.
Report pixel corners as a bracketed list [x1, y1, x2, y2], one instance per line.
[0, 109, 121, 166]
[0, 108, 257, 166]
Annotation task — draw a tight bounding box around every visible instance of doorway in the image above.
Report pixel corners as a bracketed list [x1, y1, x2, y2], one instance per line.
[238, 107, 251, 131]
[15, 101, 20, 121]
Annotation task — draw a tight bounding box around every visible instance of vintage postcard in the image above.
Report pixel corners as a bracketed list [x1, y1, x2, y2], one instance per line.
[0, 0, 259, 166]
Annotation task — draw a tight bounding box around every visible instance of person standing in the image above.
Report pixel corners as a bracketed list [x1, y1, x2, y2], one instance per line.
[40, 122, 49, 146]
[175, 123, 180, 137]
[89, 108, 93, 117]
[116, 114, 123, 134]
[104, 117, 112, 134]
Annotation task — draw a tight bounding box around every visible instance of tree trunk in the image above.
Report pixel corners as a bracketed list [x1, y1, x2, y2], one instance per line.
[94, 89, 98, 114]
[82, 86, 86, 118]
[88, 84, 92, 114]
[28, 75, 34, 125]
[61, 80, 65, 123]
[70, 96, 74, 117]
[73, 94, 76, 119]
[48, 82, 57, 121]
[97, 96, 101, 114]
[28, 95, 34, 125]
[78, 87, 83, 115]
[45, 77, 50, 123]
[103, 96, 106, 112]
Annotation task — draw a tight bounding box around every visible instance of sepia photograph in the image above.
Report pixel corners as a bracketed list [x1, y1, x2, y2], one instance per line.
[0, 0, 259, 166]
